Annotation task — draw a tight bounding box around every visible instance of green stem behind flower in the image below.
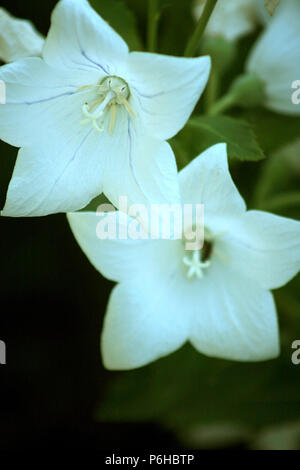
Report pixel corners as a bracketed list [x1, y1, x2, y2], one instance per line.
[204, 69, 220, 112]
[208, 92, 236, 115]
[147, 0, 159, 52]
[184, 0, 218, 57]
[209, 73, 266, 115]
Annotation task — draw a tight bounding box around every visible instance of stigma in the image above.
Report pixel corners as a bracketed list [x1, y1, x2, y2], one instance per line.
[77, 76, 135, 135]
[182, 235, 214, 280]
[182, 229, 231, 279]
[183, 250, 211, 279]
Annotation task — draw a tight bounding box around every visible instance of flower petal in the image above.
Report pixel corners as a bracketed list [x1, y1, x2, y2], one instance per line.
[126, 52, 210, 140]
[101, 276, 191, 370]
[189, 261, 279, 361]
[0, 7, 44, 63]
[68, 210, 185, 280]
[179, 143, 246, 231]
[247, 0, 300, 115]
[101, 111, 180, 214]
[0, 57, 179, 217]
[222, 210, 300, 290]
[68, 210, 190, 369]
[2, 127, 105, 216]
[68, 211, 164, 282]
[193, 0, 258, 42]
[43, 0, 128, 74]
[0, 57, 100, 147]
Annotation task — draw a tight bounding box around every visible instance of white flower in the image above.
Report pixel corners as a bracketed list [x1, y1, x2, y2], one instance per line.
[247, 0, 300, 115]
[0, 8, 44, 63]
[0, 0, 210, 217]
[68, 143, 300, 370]
[193, 0, 259, 42]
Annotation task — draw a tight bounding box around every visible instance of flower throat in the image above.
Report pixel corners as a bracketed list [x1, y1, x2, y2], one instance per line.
[183, 239, 214, 280]
[78, 76, 135, 135]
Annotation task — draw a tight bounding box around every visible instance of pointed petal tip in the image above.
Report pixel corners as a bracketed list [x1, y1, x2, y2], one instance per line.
[101, 341, 143, 371]
[190, 142, 228, 170]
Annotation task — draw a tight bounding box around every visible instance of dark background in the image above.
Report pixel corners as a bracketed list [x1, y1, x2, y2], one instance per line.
[1, 0, 300, 451]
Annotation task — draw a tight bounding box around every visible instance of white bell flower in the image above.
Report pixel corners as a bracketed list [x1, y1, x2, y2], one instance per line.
[247, 0, 300, 115]
[0, 0, 210, 216]
[0, 7, 44, 63]
[193, 0, 259, 42]
[68, 143, 300, 370]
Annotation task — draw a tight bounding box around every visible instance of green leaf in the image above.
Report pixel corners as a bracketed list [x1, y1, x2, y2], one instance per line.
[79, 193, 113, 212]
[251, 139, 300, 218]
[90, 0, 143, 51]
[94, 341, 300, 430]
[171, 115, 265, 168]
[243, 108, 300, 155]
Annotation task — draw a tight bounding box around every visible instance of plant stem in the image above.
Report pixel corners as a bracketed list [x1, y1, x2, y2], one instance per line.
[147, 0, 159, 52]
[204, 68, 219, 112]
[208, 92, 236, 115]
[184, 0, 218, 57]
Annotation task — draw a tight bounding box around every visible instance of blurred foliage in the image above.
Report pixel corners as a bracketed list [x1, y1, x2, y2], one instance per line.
[244, 108, 300, 156]
[95, 342, 300, 428]
[252, 139, 300, 215]
[171, 115, 265, 169]
[90, 0, 143, 51]
[0, 0, 300, 450]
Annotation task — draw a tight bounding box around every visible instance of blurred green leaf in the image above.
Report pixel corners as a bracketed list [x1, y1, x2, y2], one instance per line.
[0, 141, 16, 207]
[252, 420, 300, 450]
[95, 343, 300, 429]
[159, 0, 195, 55]
[252, 139, 300, 218]
[80, 193, 113, 212]
[244, 108, 300, 155]
[275, 275, 300, 347]
[90, 0, 143, 51]
[171, 115, 265, 168]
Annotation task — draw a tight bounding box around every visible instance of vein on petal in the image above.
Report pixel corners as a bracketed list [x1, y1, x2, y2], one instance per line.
[127, 118, 146, 198]
[25, 129, 94, 216]
[7, 91, 75, 106]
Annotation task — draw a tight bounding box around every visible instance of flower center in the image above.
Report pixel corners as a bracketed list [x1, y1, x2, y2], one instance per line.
[182, 226, 230, 280]
[183, 239, 214, 280]
[77, 76, 135, 135]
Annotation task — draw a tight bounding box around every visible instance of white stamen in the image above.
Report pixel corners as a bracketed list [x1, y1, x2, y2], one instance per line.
[78, 76, 134, 134]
